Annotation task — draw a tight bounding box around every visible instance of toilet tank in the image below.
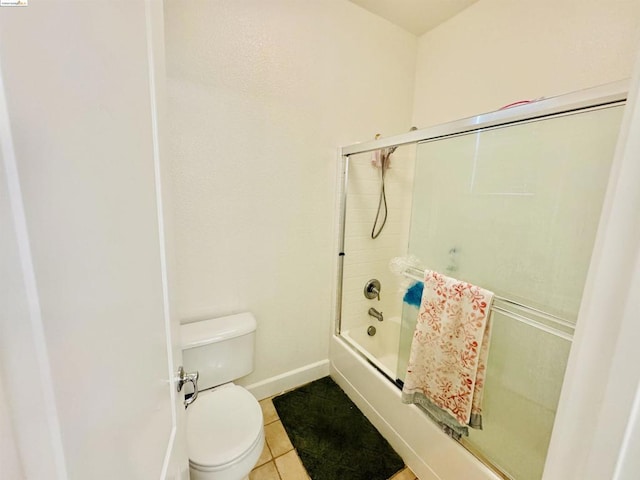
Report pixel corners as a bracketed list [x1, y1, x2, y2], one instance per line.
[181, 312, 257, 391]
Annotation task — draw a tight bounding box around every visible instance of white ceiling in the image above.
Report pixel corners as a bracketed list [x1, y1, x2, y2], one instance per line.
[348, 0, 478, 36]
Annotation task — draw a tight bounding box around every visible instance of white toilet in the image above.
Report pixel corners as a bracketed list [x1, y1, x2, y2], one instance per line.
[181, 312, 265, 480]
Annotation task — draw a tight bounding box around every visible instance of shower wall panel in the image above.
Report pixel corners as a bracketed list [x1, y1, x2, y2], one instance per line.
[341, 147, 415, 334]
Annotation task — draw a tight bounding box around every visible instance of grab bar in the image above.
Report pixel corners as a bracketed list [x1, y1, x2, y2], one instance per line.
[400, 266, 575, 341]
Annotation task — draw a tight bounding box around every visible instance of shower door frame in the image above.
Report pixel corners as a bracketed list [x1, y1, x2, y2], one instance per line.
[334, 80, 628, 341]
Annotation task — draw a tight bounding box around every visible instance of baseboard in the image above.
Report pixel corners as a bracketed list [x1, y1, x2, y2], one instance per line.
[243, 359, 330, 400]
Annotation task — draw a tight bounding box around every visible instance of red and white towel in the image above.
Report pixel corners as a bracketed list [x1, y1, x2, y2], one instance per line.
[402, 270, 494, 428]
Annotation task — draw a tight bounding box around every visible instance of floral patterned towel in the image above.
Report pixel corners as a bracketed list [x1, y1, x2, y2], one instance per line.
[402, 270, 494, 429]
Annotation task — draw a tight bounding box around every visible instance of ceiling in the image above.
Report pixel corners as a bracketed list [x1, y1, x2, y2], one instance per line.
[348, 0, 478, 36]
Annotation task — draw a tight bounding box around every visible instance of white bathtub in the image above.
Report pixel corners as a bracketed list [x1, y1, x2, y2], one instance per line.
[341, 316, 401, 381]
[330, 332, 501, 480]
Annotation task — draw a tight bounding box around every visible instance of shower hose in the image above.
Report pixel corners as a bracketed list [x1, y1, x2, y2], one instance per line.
[371, 151, 388, 239]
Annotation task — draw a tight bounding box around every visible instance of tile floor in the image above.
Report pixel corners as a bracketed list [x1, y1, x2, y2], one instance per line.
[250, 396, 418, 480]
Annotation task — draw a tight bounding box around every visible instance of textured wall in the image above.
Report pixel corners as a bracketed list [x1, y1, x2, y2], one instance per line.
[412, 0, 640, 127]
[163, 0, 417, 386]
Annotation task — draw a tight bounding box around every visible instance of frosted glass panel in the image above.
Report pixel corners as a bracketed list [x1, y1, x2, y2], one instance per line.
[464, 312, 571, 480]
[408, 105, 624, 320]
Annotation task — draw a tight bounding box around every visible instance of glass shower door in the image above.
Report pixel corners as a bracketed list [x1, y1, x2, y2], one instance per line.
[396, 104, 625, 479]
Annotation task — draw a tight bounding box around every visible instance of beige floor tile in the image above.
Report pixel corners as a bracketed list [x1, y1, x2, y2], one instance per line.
[255, 443, 273, 468]
[260, 397, 279, 425]
[249, 461, 281, 480]
[390, 467, 417, 480]
[274, 450, 310, 480]
[264, 421, 294, 457]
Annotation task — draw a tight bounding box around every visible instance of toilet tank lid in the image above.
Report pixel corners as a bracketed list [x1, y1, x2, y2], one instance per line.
[181, 313, 257, 349]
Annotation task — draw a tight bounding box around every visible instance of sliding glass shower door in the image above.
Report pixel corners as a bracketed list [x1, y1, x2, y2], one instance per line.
[396, 104, 625, 479]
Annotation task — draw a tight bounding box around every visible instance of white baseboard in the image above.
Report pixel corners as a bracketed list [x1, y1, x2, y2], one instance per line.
[243, 359, 330, 400]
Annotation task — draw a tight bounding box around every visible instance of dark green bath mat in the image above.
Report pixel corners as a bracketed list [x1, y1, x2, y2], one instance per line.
[272, 376, 405, 480]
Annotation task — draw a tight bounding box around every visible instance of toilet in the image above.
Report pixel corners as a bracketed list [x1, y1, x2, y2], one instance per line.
[181, 312, 265, 480]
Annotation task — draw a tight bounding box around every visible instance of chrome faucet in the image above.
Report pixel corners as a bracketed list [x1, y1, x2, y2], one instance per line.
[368, 307, 383, 322]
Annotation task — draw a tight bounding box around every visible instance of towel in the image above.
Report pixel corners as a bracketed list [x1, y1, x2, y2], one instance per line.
[402, 270, 494, 432]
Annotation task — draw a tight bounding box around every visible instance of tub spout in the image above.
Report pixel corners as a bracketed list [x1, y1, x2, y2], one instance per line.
[368, 307, 384, 322]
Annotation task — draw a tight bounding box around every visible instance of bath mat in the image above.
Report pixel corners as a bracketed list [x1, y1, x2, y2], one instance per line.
[272, 376, 405, 480]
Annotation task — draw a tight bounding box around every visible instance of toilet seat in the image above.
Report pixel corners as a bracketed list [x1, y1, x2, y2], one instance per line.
[189, 425, 264, 474]
[186, 384, 263, 469]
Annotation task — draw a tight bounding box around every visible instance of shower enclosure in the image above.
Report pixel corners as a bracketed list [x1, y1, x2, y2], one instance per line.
[332, 82, 627, 480]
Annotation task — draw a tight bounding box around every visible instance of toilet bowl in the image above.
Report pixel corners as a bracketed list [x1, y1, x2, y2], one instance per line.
[181, 313, 264, 480]
[186, 384, 264, 480]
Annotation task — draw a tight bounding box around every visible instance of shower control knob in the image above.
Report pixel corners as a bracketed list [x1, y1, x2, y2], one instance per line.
[364, 279, 381, 301]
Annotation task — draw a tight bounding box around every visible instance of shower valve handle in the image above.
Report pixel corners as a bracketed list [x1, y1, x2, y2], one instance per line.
[364, 279, 381, 301]
[370, 286, 380, 301]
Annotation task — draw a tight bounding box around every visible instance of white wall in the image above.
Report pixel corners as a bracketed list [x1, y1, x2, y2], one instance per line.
[0, 181, 31, 478]
[0, 371, 23, 480]
[412, 0, 640, 127]
[163, 0, 417, 388]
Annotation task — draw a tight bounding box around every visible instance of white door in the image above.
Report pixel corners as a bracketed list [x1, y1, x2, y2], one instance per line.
[0, 1, 187, 479]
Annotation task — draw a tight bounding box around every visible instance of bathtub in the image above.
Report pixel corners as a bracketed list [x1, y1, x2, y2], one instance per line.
[330, 329, 501, 480]
[341, 316, 401, 381]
